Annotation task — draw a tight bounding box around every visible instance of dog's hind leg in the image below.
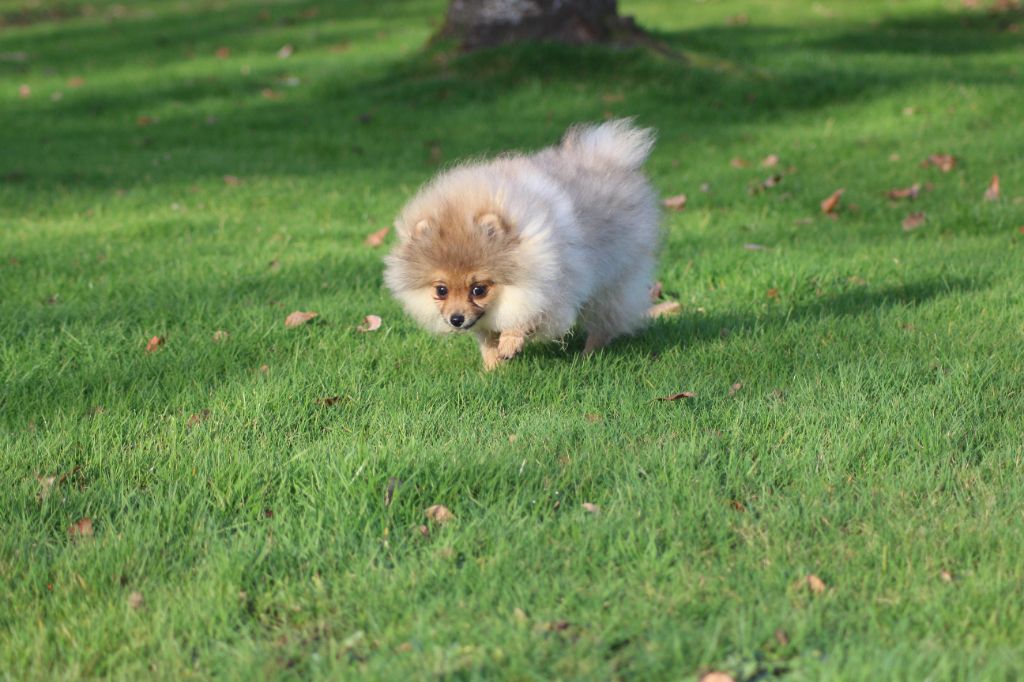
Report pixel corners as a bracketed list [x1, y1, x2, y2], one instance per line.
[582, 265, 653, 355]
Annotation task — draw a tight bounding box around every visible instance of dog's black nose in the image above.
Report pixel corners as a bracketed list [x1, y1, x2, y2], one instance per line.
[449, 314, 465, 328]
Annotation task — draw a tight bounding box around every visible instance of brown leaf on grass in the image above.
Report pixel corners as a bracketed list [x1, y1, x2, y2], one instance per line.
[820, 188, 844, 214]
[364, 227, 390, 247]
[762, 154, 780, 167]
[984, 174, 1000, 201]
[145, 336, 165, 352]
[136, 115, 155, 126]
[538, 620, 571, 632]
[258, 364, 270, 374]
[260, 88, 280, 100]
[658, 391, 696, 401]
[384, 477, 402, 507]
[425, 505, 454, 524]
[774, 628, 790, 646]
[762, 174, 782, 188]
[68, 76, 85, 88]
[18, 84, 31, 98]
[128, 591, 145, 609]
[1018, 226, 1024, 234]
[648, 301, 681, 318]
[187, 409, 210, 428]
[68, 517, 93, 539]
[284, 311, 318, 328]
[804, 574, 827, 594]
[921, 154, 956, 172]
[36, 475, 57, 501]
[215, 46, 230, 59]
[728, 382, 743, 396]
[276, 44, 294, 59]
[662, 194, 687, 211]
[223, 175, 241, 186]
[699, 673, 736, 682]
[212, 330, 229, 342]
[317, 396, 342, 406]
[648, 281, 663, 301]
[417, 525, 430, 538]
[940, 570, 954, 583]
[601, 92, 624, 104]
[730, 157, 749, 169]
[582, 502, 600, 514]
[357, 314, 382, 332]
[902, 212, 927, 231]
[766, 288, 779, 299]
[887, 183, 921, 200]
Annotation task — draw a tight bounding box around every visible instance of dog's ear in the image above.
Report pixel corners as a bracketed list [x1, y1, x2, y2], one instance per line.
[475, 212, 510, 237]
[407, 218, 433, 239]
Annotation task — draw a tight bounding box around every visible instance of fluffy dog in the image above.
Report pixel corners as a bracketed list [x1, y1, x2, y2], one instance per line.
[384, 119, 660, 370]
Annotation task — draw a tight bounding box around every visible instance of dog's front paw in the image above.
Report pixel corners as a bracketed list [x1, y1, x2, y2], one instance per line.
[497, 331, 525, 360]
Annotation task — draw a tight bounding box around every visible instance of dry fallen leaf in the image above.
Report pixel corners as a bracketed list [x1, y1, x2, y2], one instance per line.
[136, 115, 155, 126]
[648, 281, 663, 301]
[762, 154, 780, 167]
[700, 673, 736, 682]
[18, 84, 31, 98]
[212, 330, 229, 342]
[984, 174, 1000, 201]
[425, 505, 454, 524]
[940, 570, 954, 583]
[357, 314, 382, 332]
[223, 175, 241, 186]
[276, 44, 294, 59]
[68, 517, 93, 539]
[922, 154, 956, 173]
[730, 157, 749, 169]
[774, 628, 790, 646]
[887, 183, 921, 200]
[582, 502, 600, 514]
[384, 477, 401, 507]
[128, 591, 145, 609]
[728, 382, 743, 396]
[662, 194, 687, 211]
[658, 391, 696, 401]
[68, 76, 85, 88]
[766, 288, 779, 299]
[902, 212, 927, 231]
[805, 574, 827, 594]
[284, 311, 318, 328]
[145, 336, 165, 352]
[648, 301, 681, 318]
[317, 396, 342, 406]
[187, 409, 210, 428]
[820, 188, 844, 214]
[364, 227, 390, 247]
[215, 46, 230, 59]
[36, 475, 57, 501]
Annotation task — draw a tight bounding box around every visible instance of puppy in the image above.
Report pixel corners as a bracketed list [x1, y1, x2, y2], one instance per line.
[384, 119, 660, 370]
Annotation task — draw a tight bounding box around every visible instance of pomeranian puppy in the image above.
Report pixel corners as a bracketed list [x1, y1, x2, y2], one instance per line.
[384, 118, 660, 370]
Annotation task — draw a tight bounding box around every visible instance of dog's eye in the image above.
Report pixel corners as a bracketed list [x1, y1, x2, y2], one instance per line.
[435, 285, 448, 299]
[470, 285, 488, 298]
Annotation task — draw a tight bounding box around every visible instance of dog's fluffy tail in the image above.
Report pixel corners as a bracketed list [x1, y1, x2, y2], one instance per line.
[561, 118, 656, 171]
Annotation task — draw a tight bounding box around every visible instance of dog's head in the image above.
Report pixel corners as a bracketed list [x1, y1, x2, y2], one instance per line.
[384, 201, 519, 333]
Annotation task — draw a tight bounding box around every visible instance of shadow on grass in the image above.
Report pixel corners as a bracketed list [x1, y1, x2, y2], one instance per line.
[527, 275, 984, 361]
[1, 2, 1021, 192]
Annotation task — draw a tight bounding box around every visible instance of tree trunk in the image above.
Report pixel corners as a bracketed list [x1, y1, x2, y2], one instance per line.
[440, 0, 640, 51]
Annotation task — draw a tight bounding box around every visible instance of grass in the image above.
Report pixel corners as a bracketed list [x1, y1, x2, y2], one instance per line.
[2, 0, 1023, 678]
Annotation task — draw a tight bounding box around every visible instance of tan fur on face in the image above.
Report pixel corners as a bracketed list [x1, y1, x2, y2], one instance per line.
[385, 192, 519, 331]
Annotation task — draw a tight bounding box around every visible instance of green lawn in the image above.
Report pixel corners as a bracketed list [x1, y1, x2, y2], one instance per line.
[2, 0, 1023, 679]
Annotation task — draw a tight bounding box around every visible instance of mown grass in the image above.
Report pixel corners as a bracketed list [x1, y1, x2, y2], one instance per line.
[2, 0, 1023, 679]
